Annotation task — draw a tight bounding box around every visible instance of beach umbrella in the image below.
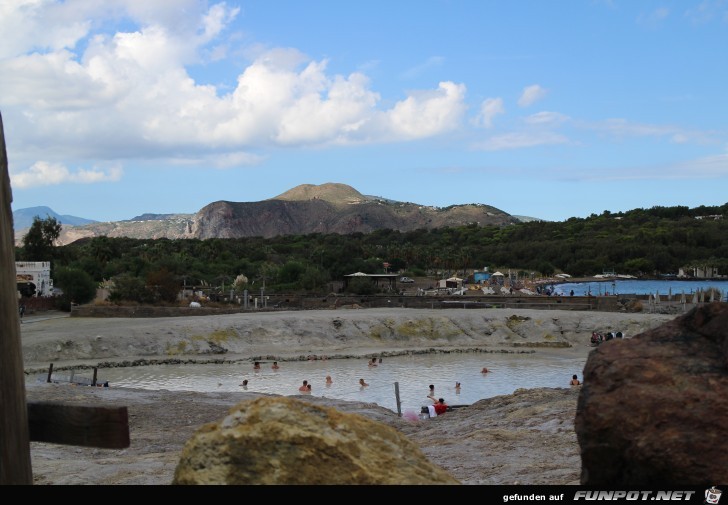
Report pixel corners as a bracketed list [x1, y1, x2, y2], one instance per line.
[710, 290, 715, 302]
[692, 292, 699, 304]
[669, 287, 672, 300]
[655, 291, 660, 305]
[680, 291, 686, 304]
[699, 290, 705, 303]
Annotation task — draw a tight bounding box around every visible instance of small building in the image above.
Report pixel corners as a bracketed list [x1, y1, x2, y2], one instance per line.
[16, 261, 54, 297]
[343, 272, 398, 291]
[678, 266, 721, 278]
[490, 271, 505, 286]
[446, 277, 463, 289]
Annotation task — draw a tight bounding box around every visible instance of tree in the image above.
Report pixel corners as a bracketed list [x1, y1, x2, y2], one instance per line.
[146, 268, 180, 303]
[108, 274, 154, 304]
[347, 276, 377, 295]
[53, 266, 97, 309]
[232, 274, 249, 293]
[21, 216, 62, 261]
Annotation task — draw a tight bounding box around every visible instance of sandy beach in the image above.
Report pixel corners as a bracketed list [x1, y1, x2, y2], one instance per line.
[22, 307, 677, 485]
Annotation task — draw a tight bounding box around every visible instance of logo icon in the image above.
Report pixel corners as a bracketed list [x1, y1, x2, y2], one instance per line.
[706, 487, 722, 505]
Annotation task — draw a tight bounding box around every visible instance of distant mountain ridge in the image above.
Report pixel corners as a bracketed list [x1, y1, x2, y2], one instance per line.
[14, 183, 523, 245]
[12, 206, 97, 229]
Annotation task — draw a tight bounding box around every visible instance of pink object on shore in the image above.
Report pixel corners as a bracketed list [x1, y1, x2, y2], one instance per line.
[402, 410, 420, 422]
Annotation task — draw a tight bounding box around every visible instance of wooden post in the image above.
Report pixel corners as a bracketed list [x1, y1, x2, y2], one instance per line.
[46, 363, 54, 383]
[0, 110, 33, 483]
[92, 367, 98, 387]
[394, 382, 402, 417]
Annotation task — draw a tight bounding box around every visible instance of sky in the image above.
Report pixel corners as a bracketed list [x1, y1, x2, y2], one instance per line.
[1, 0, 727, 223]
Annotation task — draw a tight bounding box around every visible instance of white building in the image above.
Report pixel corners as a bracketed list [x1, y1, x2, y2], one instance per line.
[678, 266, 720, 279]
[16, 261, 54, 297]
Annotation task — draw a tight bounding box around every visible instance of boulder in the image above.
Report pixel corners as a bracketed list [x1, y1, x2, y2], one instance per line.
[173, 396, 459, 485]
[575, 302, 728, 485]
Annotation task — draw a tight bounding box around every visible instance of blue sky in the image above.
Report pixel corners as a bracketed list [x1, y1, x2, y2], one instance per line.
[1, 0, 727, 223]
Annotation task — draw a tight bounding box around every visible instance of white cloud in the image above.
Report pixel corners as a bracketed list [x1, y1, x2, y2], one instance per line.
[583, 151, 728, 181]
[164, 151, 264, 169]
[0, 4, 469, 172]
[518, 84, 547, 107]
[589, 118, 683, 137]
[383, 81, 467, 140]
[474, 98, 505, 128]
[200, 3, 240, 43]
[681, 151, 728, 176]
[11, 161, 122, 188]
[684, 0, 728, 24]
[525, 111, 569, 125]
[638, 7, 670, 27]
[476, 131, 569, 151]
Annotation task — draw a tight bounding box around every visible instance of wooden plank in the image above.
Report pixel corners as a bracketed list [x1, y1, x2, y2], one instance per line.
[28, 401, 130, 449]
[0, 110, 33, 483]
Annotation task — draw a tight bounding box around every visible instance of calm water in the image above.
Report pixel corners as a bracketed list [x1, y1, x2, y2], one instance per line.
[99, 351, 586, 415]
[551, 279, 728, 299]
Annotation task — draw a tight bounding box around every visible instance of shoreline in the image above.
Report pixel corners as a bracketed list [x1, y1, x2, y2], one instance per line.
[24, 345, 548, 375]
[19, 307, 668, 371]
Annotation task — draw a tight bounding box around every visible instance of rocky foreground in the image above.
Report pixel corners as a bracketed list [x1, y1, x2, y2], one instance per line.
[22, 308, 678, 485]
[27, 382, 581, 485]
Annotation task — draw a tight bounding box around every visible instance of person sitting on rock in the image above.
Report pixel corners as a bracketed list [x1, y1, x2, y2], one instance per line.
[427, 396, 448, 415]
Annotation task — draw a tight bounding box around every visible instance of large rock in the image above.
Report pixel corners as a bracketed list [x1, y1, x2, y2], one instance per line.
[173, 396, 459, 485]
[575, 302, 728, 485]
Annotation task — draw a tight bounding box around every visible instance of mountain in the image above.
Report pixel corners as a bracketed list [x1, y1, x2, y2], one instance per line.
[13, 206, 97, 229]
[18, 183, 521, 245]
[185, 183, 520, 240]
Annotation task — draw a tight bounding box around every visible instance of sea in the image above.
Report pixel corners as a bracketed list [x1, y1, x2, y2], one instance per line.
[549, 278, 728, 300]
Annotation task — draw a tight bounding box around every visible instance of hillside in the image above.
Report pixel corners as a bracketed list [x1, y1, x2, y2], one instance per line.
[17, 183, 519, 245]
[13, 206, 96, 229]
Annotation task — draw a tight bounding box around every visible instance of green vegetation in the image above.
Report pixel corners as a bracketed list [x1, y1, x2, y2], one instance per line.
[52, 266, 97, 309]
[19, 215, 61, 262]
[15, 203, 728, 303]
